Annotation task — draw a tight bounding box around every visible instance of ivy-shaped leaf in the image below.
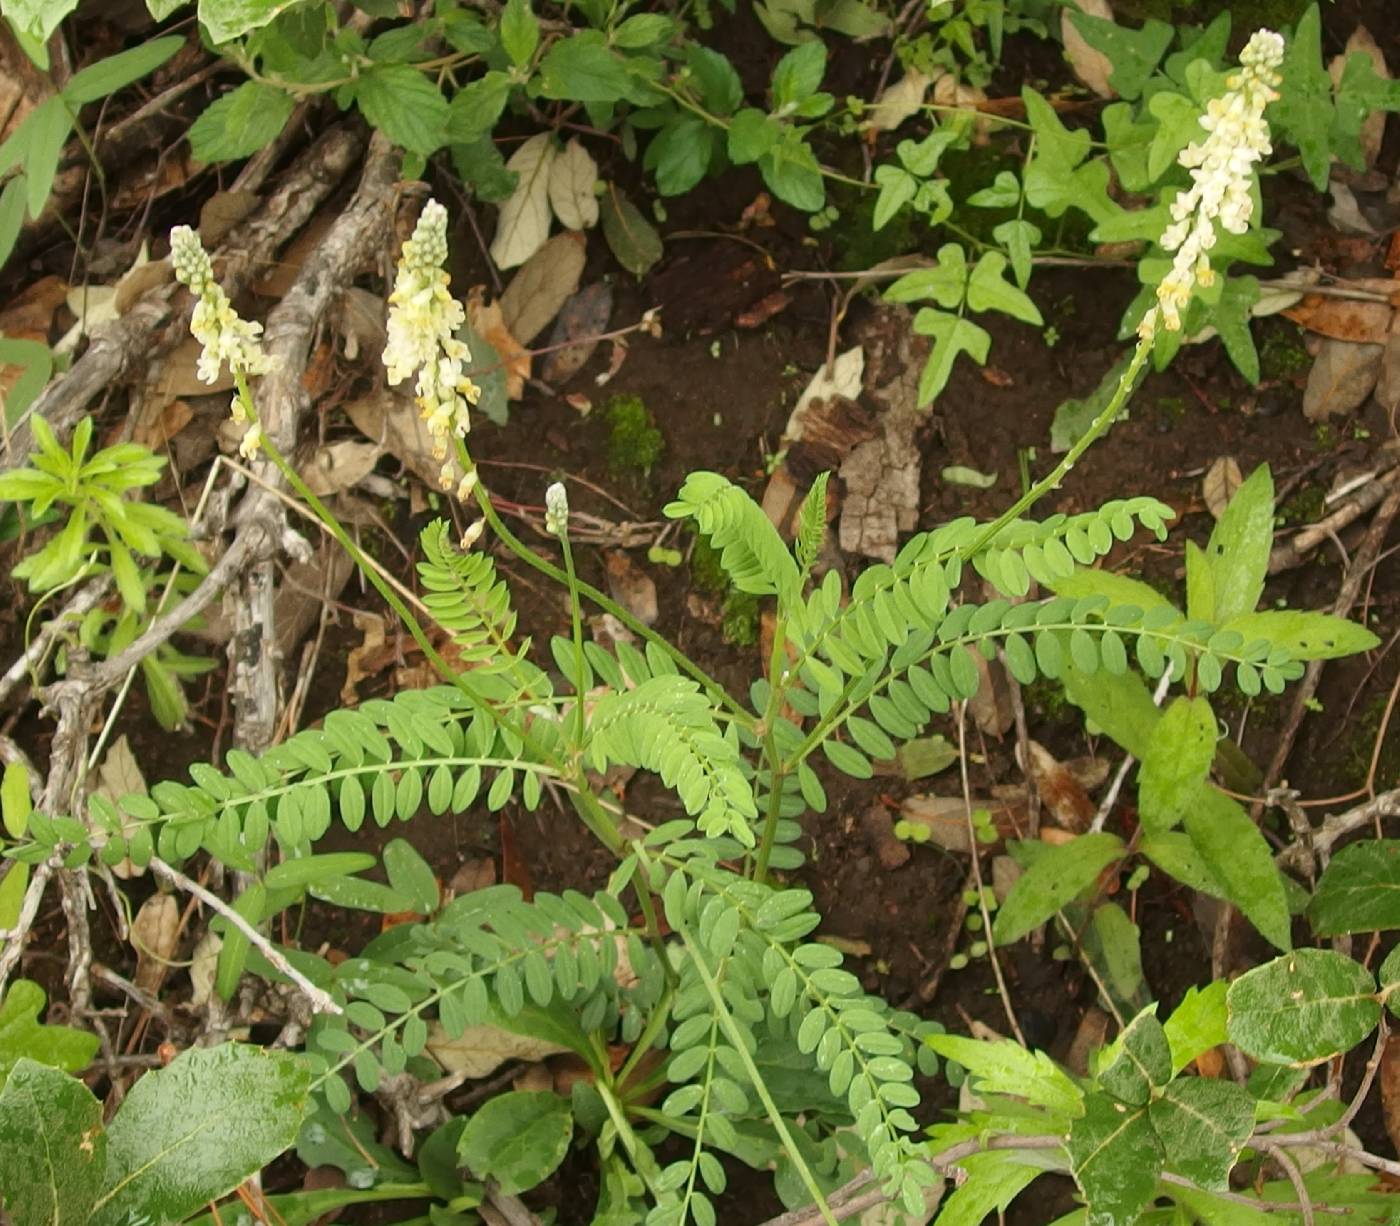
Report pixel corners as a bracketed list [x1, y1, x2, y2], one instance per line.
[910, 309, 990, 407]
[1068, 1090, 1163, 1226]
[0, 979, 99, 1089]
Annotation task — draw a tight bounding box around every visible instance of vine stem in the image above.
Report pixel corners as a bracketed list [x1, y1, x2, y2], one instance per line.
[148, 855, 341, 1015]
[558, 526, 588, 749]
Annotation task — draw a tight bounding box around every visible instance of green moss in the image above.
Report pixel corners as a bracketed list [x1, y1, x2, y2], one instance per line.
[1278, 484, 1325, 527]
[604, 394, 664, 480]
[1154, 395, 1187, 431]
[721, 590, 761, 648]
[1259, 323, 1310, 382]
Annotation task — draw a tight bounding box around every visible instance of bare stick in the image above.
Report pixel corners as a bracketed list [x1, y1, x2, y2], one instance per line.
[148, 856, 340, 1016]
[0, 578, 110, 709]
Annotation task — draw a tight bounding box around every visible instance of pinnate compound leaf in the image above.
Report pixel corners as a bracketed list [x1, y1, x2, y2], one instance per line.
[934, 1149, 1041, 1226]
[0, 1058, 106, 1223]
[1068, 1090, 1162, 1226]
[993, 833, 1125, 946]
[1137, 697, 1215, 835]
[1226, 949, 1379, 1067]
[0, 979, 99, 1088]
[189, 82, 294, 162]
[457, 1091, 572, 1195]
[1149, 1077, 1252, 1191]
[1309, 840, 1400, 936]
[1182, 785, 1290, 952]
[92, 1044, 310, 1226]
[1205, 463, 1272, 626]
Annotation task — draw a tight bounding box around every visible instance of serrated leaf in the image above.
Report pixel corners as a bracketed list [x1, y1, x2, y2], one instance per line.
[1309, 840, 1400, 936]
[1138, 697, 1215, 835]
[924, 1033, 1083, 1118]
[993, 833, 1125, 945]
[1205, 463, 1272, 625]
[197, 0, 307, 45]
[1068, 1090, 1162, 1226]
[1227, 949, 1379, 1066]
[188, 82, 295, 163]
[457, 1091, 572, 1195]
[0, 1058, 105, 1223]
[539, 32, 634, 103]
[491, 133, 556, 270]
[354, 64, 448, 156]
[91, 1044, 309, 1226]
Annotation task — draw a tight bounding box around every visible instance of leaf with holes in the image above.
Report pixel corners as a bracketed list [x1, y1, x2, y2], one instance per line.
[994, 833, 1125, 946]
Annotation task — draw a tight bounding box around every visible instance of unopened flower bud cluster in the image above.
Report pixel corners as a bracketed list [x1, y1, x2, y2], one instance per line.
[170, 225, 274, 459]
[382, 200, 480, 490]
[1140, 29, 1283, 338]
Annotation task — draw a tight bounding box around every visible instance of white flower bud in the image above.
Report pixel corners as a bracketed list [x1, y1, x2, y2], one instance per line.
[544, 481, 569, 538]
[456, 469, 479, 502]
[460, 519, 486, 550]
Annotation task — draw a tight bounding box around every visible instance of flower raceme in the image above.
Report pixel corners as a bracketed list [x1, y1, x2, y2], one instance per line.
[170, 225, 274, 458]
[382, 200, 480, 490]
[1140, 29, 1284, 339]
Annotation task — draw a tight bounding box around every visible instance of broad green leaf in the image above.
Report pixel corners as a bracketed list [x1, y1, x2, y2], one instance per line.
[1049, 568, 1177, 618]
[685, 45, 742, 116]
[884, 243, 969, 309]
[148, 0, 191, 15]
[1101, 103, 1154, 193]
[1098, 1006, 1169, 1106]
[1227, 949, 1378, 1066]
[910, 309, 990, 407]
[22, 96, 73, 221]
[188, 81, 294, 162]
[457, 1091, 573, 1195]
[1047, 353, 1142, 454]
[1163, 981, 1228, 1074]
[499, 0, 538, 66]
[966, 251, 1042, 325]
[1068, 1090, 1162, 1226]
[0, 176, 27, 275]
[447, 71, 513, 144]
[1184, 540, 1214, 624]
[771, 40, 825, 108]
[539, 32, 636, 104]
[599, 184, 662, 276]
[0, 861, 28, 929]
[1149, 1077, 1252, 1190]
[967, 169, 1020, 209]
[354, 65, 448, 155]
[1146, 91, 1201, 182]
[994, 833, 1125, 946]
[1086, 902, 1145, 1012]
[3, 0, 78, 42]
[934, 1148, 1043, 1226]
[1210, 275, 1261, 386]
[1220, 610, 1379, 661]
[1272, 4, 1333, 189]
[2, 760, 30, 837]
[647, 116, 713, 197]
[1062, 662, 1161, 760]
[1331, 51, 1400, 170]
[0, 1058, 106, 1223]
[92, 1044, 310, 1226]
[1138, 697, 1215, 835]
[1021, 86, 1090, 168]
[1309, 840, 1400, 937]
[383, 838, 440, 914]
[924, 1033, 1082, 1118]
[62, 35, 183, 105]
[727, 108, 779, 164]
[992, 218, 1039, 290]
[0, 979, 98, 1088]
[1182, 785, 1290, 952]
[1204, 463, 1272, 625]
[197, 0, 305, 44]
[1067, 13, 1173, 100]
[758, 130, 824, 212]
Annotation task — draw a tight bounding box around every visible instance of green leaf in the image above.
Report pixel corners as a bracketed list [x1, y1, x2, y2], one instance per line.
[1101, 103, 1154, 192]
[1061, 662, 1162, 759]
[1146, 91, 1202, 182]
[924, 1033, 1083, 1118]
[1205, 463, 1272, 625]
[1087, 901, 1144, 1010]
[758, 130, 825, 212]
[22, 96, 73, 221]
[1210, 275, 1261, 385]
[1183, 785, 1290, 952]
[6, 0, 78, 43]
[188, 81, 294, 162]
[0, 979, 99, 1088]
[647, 116, 713, 196]
[384, 838, 440, 914]
[1163, 981, 1228, 1075]
[966, 251, 1042, 325]
[1309, 840, 1400, 937]
[2, 761, 31, 838]
[263, 851, 376, 891]
[0, 1058, 106, 1224]
[457, 1091, 573, 1195]
[499, 0, 539, 66]
[885, 243, 969, 308]
[1098, 1006, 1169, 1106]
[934, 1149, 1043, 1226]
[0, 176, 27, 274]
[992, 218, 1039, 290]
[196, 0, 306, 44]
[909, 309, 990, 407]
[1227, 949, 1379, 1066]
[967, 169, 1020, 209]
[771, 40, 825, 108]
[1149, 1077, 1252, 1190]
[354, 65, 448, 155]
[1220, 610, 1379, 661]
[727, 108, 779, 163]
[1138, 697, 1215, 835]
[62, 35, 183, 105]
[0, 861, 28, 929]
[92, 1044, 310, 1226]
[993, 833, 1125, 945]
[1272, 4, 1333, 190]
[1332, 51, 1400, 170]
[447, 71, 513, 144]
[599, 184, 662, 276]
[1067, 13, 1173, 100]
[1048, 353, 1141, 454]
[539, 33, 635, 104]
[685, 45, 742, 116]
[1021, 86, 1090, 168]
[1068, 1090, 1162, 1226]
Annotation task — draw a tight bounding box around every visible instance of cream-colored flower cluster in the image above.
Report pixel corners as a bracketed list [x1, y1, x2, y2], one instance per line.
[382, 200, 480, 489]
[170, 225, 274, 459]
[1141, 29, 1284, 338]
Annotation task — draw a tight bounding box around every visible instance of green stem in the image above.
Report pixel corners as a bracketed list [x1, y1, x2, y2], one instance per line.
[559, 530, 588, 748]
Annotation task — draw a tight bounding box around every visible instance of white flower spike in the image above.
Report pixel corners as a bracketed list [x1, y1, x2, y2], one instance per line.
[545, 482, 569, 538]
[383, 200, 480, 489]
[169, 226, 274, 384]
[1140, 29, 1283, 339]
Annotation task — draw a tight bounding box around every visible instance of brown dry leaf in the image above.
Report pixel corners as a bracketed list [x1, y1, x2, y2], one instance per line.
[344, 386, 466, 492]
[426, 1022, 572, 1078]
[1329, 27, 1388, 170]
[334, 287, 387, 362]
[540, 282, 612, 385]
[198, 189, 261, 247]
[1061, 0, 1116, 98]
[342, 611, 387, 706]
[151, 337, 235, 400]
[113, 260, 174, 316]
[0, 23, 53, 142]
[1202, 456, 1243, 520]
[449, 858, 497, 897]
[90, 735, 148, 880]
[133, 398, 193, 449]
[1064, 1006, 1112, 1076]
[1194, 1046, 1226, 1078]
[866, 70, 934, 132]
[1, 274, 67, 338]
[131, 892, 179, 996]
[990, 855, 1021, 905]
[491, 132, 557, 270]
[1303, 338, 1384, 420]
[1019, 740, 1096, 833]
[513, 1063, 555, 1093]
[603, 550, 658, 626]
[304, 440, 382, 497]
[1283, 285, 1397, 344]
[1380, 1033, 1400, 1157]
[467, 290, 531, 399]
[110, 149, 195, 213]
[932, 74, 991, 143]
[966, 649, 1014, 738]
[500, 231, 587, 346]
[1377, 328, 1400, 413]
[859, 802, 910, 870]
[897, 794, 1024, 854]
[253, 208, 338, 298]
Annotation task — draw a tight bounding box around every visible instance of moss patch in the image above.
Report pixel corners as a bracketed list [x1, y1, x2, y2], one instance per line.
[604, 394, 664, 480]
